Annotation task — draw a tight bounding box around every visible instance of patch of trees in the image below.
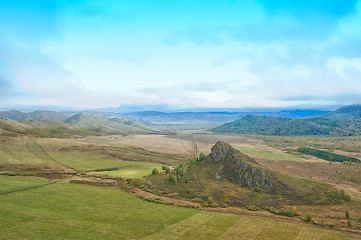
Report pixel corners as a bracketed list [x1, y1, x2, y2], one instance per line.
[168, 153, 206, 184]
[297, 147, 360, 163]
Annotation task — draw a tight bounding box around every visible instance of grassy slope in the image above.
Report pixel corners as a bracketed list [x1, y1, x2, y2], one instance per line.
[0, 176, 50, 194]
[0, 176, 353, 239]
[0, 139, 57, 165]
[47, 151, 143, 171]
[90, 164, 164, 178]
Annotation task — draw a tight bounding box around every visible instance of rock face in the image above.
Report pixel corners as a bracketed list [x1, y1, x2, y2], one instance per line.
[211, 141, 278, 191]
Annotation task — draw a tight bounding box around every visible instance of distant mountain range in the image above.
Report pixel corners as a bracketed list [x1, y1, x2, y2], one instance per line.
[123, 109, 330, 125]
[211, 105, 361, 136]
[1, 105, 360, 136]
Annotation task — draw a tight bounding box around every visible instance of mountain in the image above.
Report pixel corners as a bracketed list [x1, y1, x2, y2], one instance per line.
[0, 110, 68, 122]
[323, 104, 361, 121]
[123, 109, 328, 125]
[210, 105, 361, 136]
[64, 113, 158, 135]
[211, 115, 290, 134]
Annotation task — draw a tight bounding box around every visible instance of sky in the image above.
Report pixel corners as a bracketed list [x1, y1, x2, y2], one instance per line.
[1, 0, 361, 110]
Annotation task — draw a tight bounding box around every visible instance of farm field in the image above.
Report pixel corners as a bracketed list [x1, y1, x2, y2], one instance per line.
[0, 176, 358, 240]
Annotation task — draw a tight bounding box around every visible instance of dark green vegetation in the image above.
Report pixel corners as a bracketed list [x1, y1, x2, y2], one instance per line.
[144, 142, 342, 209]
[211, 104, 361, 136]
[297, 147, 360, 163]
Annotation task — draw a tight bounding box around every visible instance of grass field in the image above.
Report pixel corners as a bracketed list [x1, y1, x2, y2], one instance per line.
[0, 176, 356, 239]
[90, 164, 164, 178]
[233, 145, 304, 162]
[0, 176, 51, 194]
[0, 139, 57, 165]
[47, 151, 147, 171]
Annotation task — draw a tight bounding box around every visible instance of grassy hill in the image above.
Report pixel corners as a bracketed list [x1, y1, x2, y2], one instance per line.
[64, 113, 158, 135]
[0, 110, 68, 122]
[0, 118, 96, 138]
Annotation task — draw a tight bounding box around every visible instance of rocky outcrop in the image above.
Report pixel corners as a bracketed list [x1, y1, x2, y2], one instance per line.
[211, 141, 279, 191]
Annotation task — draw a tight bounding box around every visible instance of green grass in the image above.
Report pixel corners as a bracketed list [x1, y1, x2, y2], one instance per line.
[0, 176, 51, 194]
[0, 176, 196, 239]
[47, 151, 146, 171]
[233, 145, 304, 162]
[0, 140, 57, 165]
[90, 164, 164, 178]
[0, 176, 354, 239]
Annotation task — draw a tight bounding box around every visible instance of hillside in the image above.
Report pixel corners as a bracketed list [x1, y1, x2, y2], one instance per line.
[64, 113, 158, 135]
[211, 105, 361, 136]
[0, 118, 92, 137]
[0, 110, 68, 122]
[145, 141, 341, 208]
[211, 115, 290, 134]
[323, 104, 361, 121]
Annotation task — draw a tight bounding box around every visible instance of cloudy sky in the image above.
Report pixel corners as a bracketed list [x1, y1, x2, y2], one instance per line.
[1, 0, 361, 109]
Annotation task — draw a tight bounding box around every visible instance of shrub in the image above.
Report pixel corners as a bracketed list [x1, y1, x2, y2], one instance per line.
[347, 220, 352, 228]
[161, 166, 170, 173]
[306, 214, 312, 222]
[198, 153, 206, 162]
[346, 210, 350, 219]
[344, 194, 351, 201]
[151, 168, 159, 175]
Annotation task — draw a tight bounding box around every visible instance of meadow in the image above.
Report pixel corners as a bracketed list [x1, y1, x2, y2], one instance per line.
[0, 134, 360, 239]
[0, 176, 357, 240]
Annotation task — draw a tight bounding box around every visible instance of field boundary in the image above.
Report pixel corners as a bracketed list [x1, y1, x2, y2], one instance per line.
[30, 138, 78, 172]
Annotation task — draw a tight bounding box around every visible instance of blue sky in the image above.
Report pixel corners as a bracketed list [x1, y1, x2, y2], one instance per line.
[1, 0, 361, 109]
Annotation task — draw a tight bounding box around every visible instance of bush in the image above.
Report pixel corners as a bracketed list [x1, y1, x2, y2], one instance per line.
[151, 168, 159, 175]
[346, 210, 350, 219]
[306, 214, 312, 222]
[347, 220, 352, 228]
[161, 166, 170, 173]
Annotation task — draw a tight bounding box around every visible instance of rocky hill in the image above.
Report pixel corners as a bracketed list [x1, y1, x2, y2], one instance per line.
[145, 141, 341, 208]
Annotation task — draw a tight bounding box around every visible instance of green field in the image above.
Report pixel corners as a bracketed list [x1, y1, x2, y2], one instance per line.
[90, 164, 164, 178]
[0, 176, 355, 239]
[233, 145, 304, 162]
[0, 139, 57, 165]
[47, 151, 147, 171]
[0, 176, 51, 194]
